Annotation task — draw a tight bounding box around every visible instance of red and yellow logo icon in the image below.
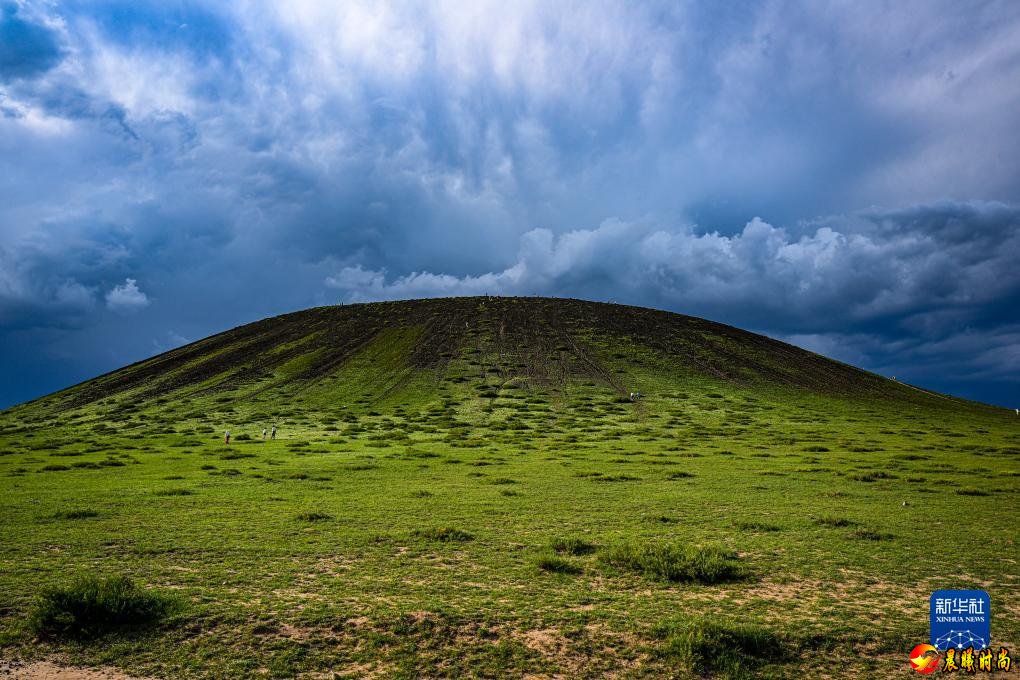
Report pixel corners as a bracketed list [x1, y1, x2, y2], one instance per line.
[910, 644, 940, 674]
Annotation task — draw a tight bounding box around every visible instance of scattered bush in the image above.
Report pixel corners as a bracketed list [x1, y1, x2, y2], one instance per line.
[602, 542, 745, 584]
[666, 471, 695, 480]
[956, 488, 989, 496]
[29, 574, 180, 639]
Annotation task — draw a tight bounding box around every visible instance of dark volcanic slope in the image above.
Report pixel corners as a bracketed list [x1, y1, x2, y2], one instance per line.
[38, 297, 955, 413]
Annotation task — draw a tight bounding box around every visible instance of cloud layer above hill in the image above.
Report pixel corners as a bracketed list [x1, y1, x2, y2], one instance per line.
[2, 0, 1019, 406]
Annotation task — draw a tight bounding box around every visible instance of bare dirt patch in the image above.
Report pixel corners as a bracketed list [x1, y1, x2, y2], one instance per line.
[0, 660, 152, 680]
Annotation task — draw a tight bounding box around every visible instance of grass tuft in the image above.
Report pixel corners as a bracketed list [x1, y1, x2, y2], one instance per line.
[28, 574, 181, 640]
[550, 536, 598, 556]
[848, 471, 895, 482]
[153, 488, 193, 496]
[535, 554, 583, 575]
[53, 509, 99, 520]
[296, 512, 333, 522]
[815, 516, 855, 527]
[653, 617, 787, 678]
[602, 542, 746, 584]
[734, 520, 782, 532]
[414, 527, 474, 542]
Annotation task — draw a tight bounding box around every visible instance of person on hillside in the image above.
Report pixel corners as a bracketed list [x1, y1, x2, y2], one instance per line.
[224, 430, 231, 444]
[262, 427, 267, 440]
[271, 425, 277, 440]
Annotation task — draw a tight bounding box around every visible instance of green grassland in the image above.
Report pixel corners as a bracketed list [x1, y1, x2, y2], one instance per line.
[0, 297, 1017, 678]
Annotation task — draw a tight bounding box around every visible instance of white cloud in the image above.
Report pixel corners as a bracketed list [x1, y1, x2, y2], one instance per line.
[326, 201, 1020, 339]
[105, 278, 150, 312]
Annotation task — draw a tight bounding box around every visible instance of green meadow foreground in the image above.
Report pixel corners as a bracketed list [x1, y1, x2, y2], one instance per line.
[0, 297, 1017, 678]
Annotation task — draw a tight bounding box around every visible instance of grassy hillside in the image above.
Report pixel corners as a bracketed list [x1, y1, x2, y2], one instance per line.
[0, 297, 1017, 678]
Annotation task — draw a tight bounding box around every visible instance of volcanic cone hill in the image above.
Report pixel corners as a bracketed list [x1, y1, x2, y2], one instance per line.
[18, 296, 990, 417]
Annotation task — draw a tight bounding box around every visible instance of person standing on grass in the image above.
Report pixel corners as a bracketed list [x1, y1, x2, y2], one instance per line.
[224, 430, 231, 444]
[262, 427, 267, 440]
[271, 425, 276, 440]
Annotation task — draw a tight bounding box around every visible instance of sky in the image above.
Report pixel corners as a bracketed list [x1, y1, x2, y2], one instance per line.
[1, 0, 1019, 409]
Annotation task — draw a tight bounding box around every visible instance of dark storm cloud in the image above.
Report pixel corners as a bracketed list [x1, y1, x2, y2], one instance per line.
[327, 201, 1020, 336]
[0, 2, 63, 81]
[1, 0, 1019, 408]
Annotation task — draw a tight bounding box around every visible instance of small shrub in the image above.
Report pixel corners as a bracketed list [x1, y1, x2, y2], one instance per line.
[536, 554, 583, 575]
[551, 537, 597, 556]
[667, 471, 695, 480]
[802, 446, 830, 452]
[653, 617, 786, 677]
[487, 477, 517, 485]
[956, 488, 989, 496]
[29, 575, 180, 639]
[601, 542, 745, 584]
[40, 464, 70, 472]
[414, 527, 474, 542]
[410, 490, 433, 498]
